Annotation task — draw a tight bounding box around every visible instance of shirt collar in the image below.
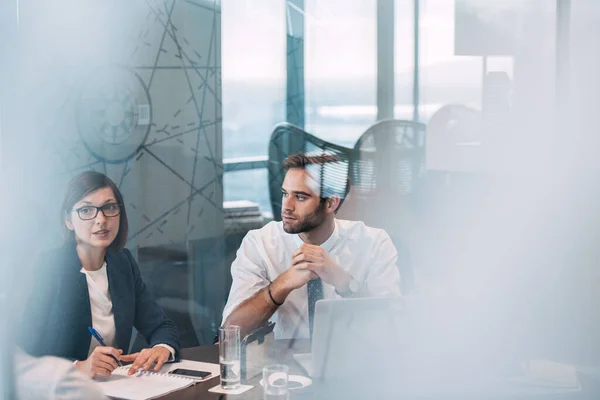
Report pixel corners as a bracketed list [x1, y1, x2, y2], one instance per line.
[80, 261, 108, 275]
[292, 219, 339, 252]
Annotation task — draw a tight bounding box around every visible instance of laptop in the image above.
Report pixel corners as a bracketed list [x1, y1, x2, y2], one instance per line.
[293, 297, 582, 398]
[293, 297, 406, 380]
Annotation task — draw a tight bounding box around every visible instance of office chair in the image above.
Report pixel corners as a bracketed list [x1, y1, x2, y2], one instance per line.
[267, 121, 419, 294]
[348, 119, 426, 294]
[426, 104, 481, 147]
[351, 119, 426, 198]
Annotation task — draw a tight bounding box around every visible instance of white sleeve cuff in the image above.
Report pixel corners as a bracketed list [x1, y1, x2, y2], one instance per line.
[154, 344, 176, 361]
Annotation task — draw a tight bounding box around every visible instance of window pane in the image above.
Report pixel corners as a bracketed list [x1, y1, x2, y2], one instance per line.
[419, 0, 556, 118]
[394, 0, 415, 121]
[420, 0, 483, 120]
[222, 0, 286, 158]
[305, 0, 377, 148]
[223, 169, 270, 214]
[422, 0, 556, 172]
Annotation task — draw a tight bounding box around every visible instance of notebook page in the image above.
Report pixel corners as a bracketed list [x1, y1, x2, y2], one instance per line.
[96, 366, 195, 400]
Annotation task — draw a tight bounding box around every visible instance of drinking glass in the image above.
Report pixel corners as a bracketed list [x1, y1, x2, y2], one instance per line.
[219, 326, 241, 390]
[263, 364, 289, 400]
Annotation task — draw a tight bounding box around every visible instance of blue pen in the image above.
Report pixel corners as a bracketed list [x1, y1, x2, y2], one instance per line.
[88, 327, 123, 367]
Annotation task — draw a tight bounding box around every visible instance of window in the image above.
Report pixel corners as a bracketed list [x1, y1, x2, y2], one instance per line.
[223, 169, 270, 212]
[222, 0, 285, 213]
[222, 0, 286, 159]
[305, 0, 377, 148]
[394, 0, 416, 121]
[419, 0, 483, 120]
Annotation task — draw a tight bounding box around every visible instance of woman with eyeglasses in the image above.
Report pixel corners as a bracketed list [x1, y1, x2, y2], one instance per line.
[19, 171, 180, 379]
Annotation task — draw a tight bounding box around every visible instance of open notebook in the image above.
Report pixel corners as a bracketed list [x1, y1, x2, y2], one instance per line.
[96, 360, 220, 400]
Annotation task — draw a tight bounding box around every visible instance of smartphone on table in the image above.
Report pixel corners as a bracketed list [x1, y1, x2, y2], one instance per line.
[169, 368, 213, 381]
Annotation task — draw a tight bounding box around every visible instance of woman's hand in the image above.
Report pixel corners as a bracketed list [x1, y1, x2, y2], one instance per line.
[121, 347, 171, 375]
[75, 346, 123, 378]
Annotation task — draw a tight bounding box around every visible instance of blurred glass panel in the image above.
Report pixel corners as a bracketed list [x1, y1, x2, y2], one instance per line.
[420, 0, 483, 121]
[569, 0, 600, 168]
[305, 0, 377, 147]
[5, 0, 225, 353]
[422, 0, 556, 173]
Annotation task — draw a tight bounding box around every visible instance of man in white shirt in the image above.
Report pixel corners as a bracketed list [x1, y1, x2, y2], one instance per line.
[222, 153, 401, 339]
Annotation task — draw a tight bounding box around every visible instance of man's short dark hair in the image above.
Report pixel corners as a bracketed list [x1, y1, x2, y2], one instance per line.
[283, 153, 342, 172]
[283, 152, 350, 212]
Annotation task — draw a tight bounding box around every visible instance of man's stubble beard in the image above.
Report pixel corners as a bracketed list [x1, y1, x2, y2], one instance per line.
[282, 201, 327, 234]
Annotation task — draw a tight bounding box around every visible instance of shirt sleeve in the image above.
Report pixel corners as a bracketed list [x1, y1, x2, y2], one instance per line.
[15, 348, 108, 400]
[153, 344, 175, 361]
[363, 230, 402, 297]
[53, 367, 108, 400]
[221, 232, 270, 324]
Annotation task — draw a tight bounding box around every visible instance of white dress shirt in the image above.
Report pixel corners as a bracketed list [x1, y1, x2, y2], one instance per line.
[81, 263, 175, 359]
[222, 219, 401, 339]
[16, 347, 108, 400]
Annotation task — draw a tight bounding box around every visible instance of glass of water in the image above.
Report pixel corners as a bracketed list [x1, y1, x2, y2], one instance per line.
[263, 364, 289, 400]
[219, 326, 241, 390]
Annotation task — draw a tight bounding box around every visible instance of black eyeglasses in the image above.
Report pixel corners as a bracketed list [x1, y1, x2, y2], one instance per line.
[73, 203, 121, 221]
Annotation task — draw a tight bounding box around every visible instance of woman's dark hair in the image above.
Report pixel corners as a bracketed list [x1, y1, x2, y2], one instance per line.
[62, 171, 128, 251]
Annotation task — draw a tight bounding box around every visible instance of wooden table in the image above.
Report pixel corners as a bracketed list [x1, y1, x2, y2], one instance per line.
[157, 339, 311, 399]
[153, 339, 600, 400]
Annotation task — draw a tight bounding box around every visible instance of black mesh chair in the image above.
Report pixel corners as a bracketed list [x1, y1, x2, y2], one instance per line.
[351, 119, 426, 199]
[348, 119, 427, 294]
[268, 123, 356, 222]
[267, 121, 422, 294]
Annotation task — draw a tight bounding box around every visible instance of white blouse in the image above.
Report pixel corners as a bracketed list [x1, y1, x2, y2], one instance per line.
[81, 262, 116, 356]
[81, 262, 174, 359]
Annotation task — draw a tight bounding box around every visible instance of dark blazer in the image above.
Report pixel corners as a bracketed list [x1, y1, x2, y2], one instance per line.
[19, 243, 180, 361]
